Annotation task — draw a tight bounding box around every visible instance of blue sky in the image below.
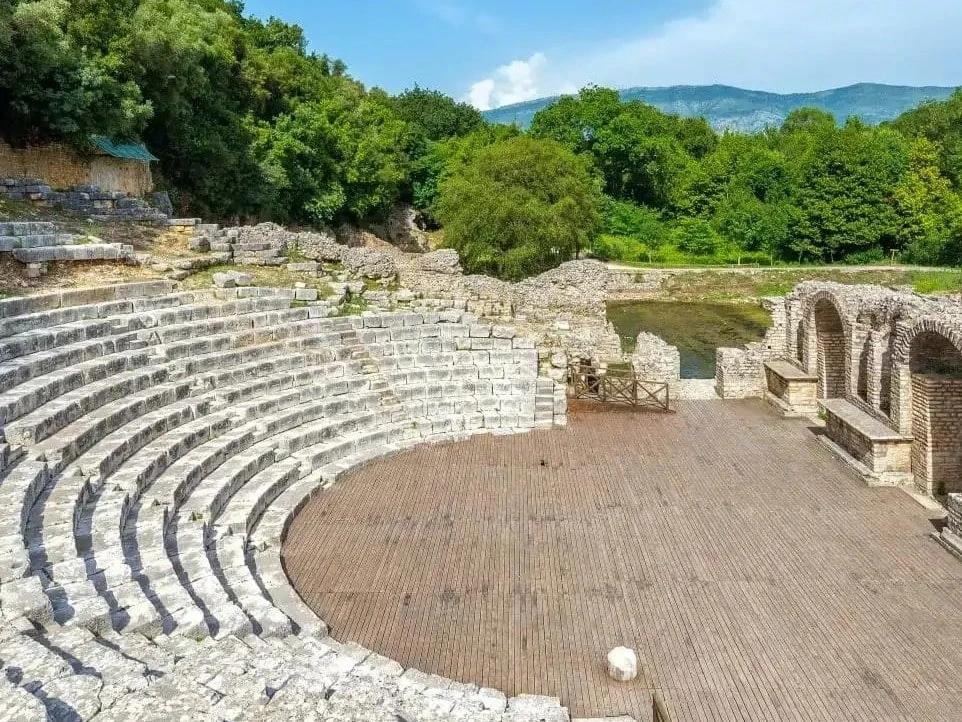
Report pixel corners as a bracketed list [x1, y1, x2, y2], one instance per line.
[243, 0, 962, 110]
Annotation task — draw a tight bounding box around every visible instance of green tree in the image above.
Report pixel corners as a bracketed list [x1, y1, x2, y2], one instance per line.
[254, 90, 410, 224]
[530, 87, 712, 210]
[411, 123, 520, 223]
[670, 218, 725, 257]
[890, 89, 962, 188]
[786, 120, 911, 262]
[893, 139, 962, 264]
[436, 136, 601, 280]
[0, 0, 149, 144]
[392, 86, 484, 142]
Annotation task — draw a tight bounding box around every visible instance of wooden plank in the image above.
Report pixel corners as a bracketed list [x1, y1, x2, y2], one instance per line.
[283, 400, 962, 720]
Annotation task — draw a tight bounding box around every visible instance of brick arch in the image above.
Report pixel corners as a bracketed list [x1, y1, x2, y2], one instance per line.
[799, 290, 852, 331]
[893, 317, 962, 366]
[800, 291, 850, 399]
[892, 316, 962, 496]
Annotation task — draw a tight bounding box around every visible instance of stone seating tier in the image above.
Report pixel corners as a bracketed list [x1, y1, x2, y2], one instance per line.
[0, 284, 574, 722]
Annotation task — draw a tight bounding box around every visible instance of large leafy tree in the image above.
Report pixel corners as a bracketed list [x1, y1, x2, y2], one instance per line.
[393, 86, 484, 142]
[785, 119, 910, 262]
[254, 90, 411, 224]
[0, 0, 427, 223]
[411, 123, 520, 224]
[531, 86, 715, 209]
[893, 139, 962, 265]
[0, 0, 149, 144]
[890, 90, 962, 189]
[436, 136, 601, 280]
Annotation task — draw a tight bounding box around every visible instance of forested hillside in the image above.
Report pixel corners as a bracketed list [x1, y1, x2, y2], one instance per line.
[0, 0, 483, 223]
[1, 1, 961, 278]
[483, 83, 958, 132]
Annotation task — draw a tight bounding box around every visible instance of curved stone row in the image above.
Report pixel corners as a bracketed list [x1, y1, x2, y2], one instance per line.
[0, 282, 578, 722]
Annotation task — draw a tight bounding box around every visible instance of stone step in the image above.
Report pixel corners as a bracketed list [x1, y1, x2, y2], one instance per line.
[0, 233, 77, 251]
[12, 244, 135, 264]
[0, 293, 551, 718]
[0, 221, 56, 236]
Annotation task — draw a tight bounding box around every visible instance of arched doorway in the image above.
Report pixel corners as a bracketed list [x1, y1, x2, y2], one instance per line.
[909, 331, 962, 496]
[813, 299, 846, 399]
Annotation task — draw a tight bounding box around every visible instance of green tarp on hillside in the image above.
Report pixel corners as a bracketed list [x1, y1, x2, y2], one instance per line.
[89, 135, 158, 162]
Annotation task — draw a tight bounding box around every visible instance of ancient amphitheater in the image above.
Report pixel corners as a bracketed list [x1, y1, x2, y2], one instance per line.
[0, 280, 569, 721]
[1, 269, 962, 721]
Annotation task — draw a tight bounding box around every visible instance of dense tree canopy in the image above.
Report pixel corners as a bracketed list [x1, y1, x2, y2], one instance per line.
[531, 89, 962, 266]
[1, 0, 960, 276]
[0, 0, 409, 221]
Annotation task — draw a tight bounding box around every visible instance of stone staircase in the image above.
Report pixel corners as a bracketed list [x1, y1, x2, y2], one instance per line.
[0, 222, 136, 276]
[170, 218, 287, 266]
[0, 281, 574, 721]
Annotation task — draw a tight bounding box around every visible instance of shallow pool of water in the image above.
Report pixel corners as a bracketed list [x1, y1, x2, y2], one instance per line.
[607, 301, 772, 379]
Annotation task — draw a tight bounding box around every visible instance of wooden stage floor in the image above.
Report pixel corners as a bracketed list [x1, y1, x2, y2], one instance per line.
[282, 400, 962, 721]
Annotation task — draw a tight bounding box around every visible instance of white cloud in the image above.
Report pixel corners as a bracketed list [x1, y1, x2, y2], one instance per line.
[466, 0, 962, 108]
[414, 1, 499, 34]
[466, 53, 548, 111]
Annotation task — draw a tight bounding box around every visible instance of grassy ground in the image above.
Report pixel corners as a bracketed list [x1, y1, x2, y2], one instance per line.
[643, 267, 962, 301]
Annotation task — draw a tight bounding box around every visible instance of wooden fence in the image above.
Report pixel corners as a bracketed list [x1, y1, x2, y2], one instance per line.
[567, 363, 671, 412]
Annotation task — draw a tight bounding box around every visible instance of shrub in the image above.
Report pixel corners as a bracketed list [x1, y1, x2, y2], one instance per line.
[435, 136, 602, 280]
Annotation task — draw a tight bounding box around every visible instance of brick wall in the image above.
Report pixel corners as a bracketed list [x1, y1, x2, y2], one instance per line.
[817, 332, 845, 398]
[0, 141, 152, 196]
[911, 374, 962, 494]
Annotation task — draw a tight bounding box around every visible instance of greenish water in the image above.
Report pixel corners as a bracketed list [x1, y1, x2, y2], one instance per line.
[607, 301, 772, 379]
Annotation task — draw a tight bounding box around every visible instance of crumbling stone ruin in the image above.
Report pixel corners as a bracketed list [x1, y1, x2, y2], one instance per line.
[748, 282, 962, 554]
[0, 178, 167, 223]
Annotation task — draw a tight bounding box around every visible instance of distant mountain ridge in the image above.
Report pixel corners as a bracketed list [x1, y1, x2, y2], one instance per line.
[482, 83, 958, 132]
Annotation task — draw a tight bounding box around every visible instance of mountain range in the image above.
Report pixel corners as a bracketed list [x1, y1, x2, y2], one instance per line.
[482, 83, 958, 133]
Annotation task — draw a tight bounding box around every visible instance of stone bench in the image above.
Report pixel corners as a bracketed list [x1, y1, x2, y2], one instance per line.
[12, 243, 136, 264]
[818, 398, 913, 484]
[0, 335, 135, 394]
[764, 359, 818, 416]
[0, 348, 150, 426]
[0, 318, 118, 363]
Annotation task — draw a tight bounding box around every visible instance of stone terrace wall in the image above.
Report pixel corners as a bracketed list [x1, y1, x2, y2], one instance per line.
[399, 258, 629, 365]
[0, 178, 166, 222]
[0, 141, 153, 196]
